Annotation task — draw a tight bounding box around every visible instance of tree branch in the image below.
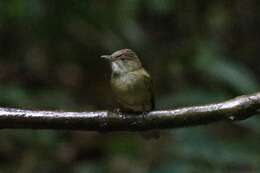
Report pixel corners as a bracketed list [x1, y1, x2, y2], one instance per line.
[0, 92, 260, 131]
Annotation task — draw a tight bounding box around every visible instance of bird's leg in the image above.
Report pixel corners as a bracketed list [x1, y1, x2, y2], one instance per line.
[113, 108, 122, 114]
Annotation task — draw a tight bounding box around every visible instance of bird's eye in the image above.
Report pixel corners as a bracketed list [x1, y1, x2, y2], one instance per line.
[121, 56, 127, 61]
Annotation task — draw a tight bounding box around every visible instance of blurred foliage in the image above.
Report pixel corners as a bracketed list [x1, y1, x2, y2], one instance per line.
[0, 0, 260, 173]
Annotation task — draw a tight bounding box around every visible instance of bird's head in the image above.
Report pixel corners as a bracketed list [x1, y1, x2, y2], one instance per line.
[101, 49, 142, 74]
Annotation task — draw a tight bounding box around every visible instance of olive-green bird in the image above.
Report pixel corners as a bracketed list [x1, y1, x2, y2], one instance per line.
[101, 49, 155, 113]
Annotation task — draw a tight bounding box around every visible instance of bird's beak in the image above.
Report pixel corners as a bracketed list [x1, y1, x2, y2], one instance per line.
[101, 55, 112, 60]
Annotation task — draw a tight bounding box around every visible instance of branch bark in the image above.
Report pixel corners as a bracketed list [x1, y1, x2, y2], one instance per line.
[0, 92, 259, 131]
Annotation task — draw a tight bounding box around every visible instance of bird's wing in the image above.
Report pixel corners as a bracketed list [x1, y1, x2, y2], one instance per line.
[140, 69, 155, 110]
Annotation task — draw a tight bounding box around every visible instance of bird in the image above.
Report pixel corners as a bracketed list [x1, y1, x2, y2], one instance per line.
[101, 49, 155, 113]
[101, 49, 159, 139]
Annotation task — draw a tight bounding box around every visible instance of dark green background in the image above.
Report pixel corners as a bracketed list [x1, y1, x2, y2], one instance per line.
[0, 1, 260, 172]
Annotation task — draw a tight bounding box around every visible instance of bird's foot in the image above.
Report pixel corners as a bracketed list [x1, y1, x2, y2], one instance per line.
[113, 108, 121, 114]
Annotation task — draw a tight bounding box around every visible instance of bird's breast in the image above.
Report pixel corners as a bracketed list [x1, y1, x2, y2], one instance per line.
[111, 72, 141, 92]
[110, 69, 153, 111]
[111, 72, 149, 101]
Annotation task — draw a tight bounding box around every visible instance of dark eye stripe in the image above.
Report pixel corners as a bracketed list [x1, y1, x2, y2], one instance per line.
[122, 57, 132, 60]
[114, 55, 132, 60]
[114, 55, 121, 59]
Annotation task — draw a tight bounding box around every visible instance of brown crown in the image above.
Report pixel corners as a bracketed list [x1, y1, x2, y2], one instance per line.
[112, 49, 137, 60]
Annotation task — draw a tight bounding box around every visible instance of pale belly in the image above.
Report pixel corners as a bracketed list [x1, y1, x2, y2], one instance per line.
[111, 72, 153, 112]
